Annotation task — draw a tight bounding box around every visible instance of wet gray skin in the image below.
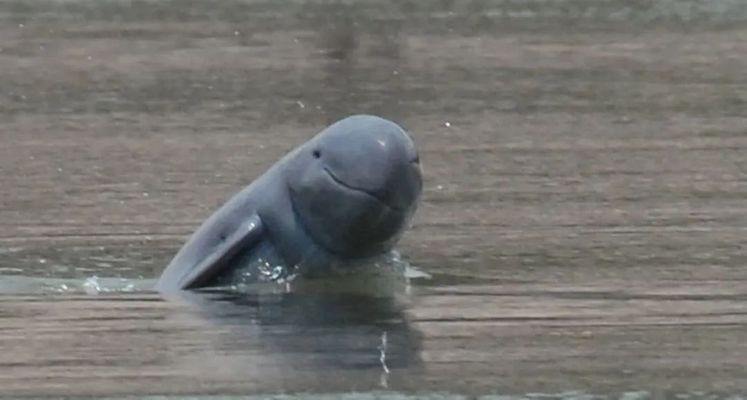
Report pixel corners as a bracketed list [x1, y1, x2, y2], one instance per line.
[155, 115, 422, 292]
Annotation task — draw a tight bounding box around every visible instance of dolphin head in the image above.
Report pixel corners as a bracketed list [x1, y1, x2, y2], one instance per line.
[286, 115, 422, 258]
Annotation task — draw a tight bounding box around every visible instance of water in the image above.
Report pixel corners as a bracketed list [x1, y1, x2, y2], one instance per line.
[1, 0, 746, 398]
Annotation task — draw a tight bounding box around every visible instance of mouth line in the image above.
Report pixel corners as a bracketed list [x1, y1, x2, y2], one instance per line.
[323, 167, 405, 212]
[287, 192, 345, 258]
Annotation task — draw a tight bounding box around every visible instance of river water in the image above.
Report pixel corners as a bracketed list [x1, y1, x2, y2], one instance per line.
[1, 0, 746, 398]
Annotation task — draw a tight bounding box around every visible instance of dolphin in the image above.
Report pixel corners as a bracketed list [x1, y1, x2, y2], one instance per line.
[156, 115, 422, 292]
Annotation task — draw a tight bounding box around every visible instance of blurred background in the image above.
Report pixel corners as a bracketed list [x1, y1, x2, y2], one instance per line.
[0, 0, 746, 398]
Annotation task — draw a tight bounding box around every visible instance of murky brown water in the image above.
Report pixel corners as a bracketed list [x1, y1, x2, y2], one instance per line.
[1, 0, 746, 398]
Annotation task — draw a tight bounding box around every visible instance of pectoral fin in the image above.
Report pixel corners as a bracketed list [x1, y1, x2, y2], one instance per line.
[179, 215, 264, 290]
[157, 215, 264, 292]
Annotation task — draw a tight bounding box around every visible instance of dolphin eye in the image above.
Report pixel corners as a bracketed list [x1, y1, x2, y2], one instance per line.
[312, 149, 321, 159]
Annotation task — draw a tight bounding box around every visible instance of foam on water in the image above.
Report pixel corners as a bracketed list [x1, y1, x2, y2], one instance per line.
[0, 251, 429, 296]
[0, 274, 157, 295]
[214, 250, 430, 297]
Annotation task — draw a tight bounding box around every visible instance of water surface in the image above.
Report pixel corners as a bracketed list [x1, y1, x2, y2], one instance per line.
[0, 0, 746, 397]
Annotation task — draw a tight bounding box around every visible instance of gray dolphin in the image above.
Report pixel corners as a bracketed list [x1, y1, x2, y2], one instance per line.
[156, 115, 422, 292]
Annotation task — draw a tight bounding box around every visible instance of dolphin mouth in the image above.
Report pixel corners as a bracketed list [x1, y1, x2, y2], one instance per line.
[323, 167, 405, 212]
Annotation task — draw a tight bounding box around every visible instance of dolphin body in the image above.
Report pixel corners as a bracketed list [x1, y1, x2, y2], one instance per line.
[156, 115, 422, 292]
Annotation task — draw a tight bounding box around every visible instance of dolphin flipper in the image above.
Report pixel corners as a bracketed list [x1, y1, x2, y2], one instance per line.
[170, 215, 264, 291]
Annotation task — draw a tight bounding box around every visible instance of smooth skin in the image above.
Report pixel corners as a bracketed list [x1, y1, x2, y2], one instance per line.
[156, 115, 422, 292]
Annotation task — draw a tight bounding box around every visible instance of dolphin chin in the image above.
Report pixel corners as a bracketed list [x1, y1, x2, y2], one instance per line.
[322, 167, 405, 213]
[288, 167, 408, 258]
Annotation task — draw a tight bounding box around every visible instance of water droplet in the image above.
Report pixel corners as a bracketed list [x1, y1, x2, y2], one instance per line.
[270, 266, 284, 280]
[233, 30, 240, 36]
[83, 276, 101, 295]
[258, 262, 286, 281]
[296, 100, 305, 109]
[18, 24, 24, 28]
[444, 121, 451, 127]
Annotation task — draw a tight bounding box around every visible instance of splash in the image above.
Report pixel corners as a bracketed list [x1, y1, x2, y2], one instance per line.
[0, 275, 155, 295]
[0, 250, 427, 296]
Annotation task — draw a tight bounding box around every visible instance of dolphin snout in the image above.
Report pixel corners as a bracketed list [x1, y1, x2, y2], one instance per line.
[374, 156, 422, 211]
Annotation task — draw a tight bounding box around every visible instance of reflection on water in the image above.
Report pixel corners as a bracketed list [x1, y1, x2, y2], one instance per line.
[0, 285, 423, 396]
[2, 281, 747, 397]
[1, 0, 747, 397]
[176, 289, 422, 373]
